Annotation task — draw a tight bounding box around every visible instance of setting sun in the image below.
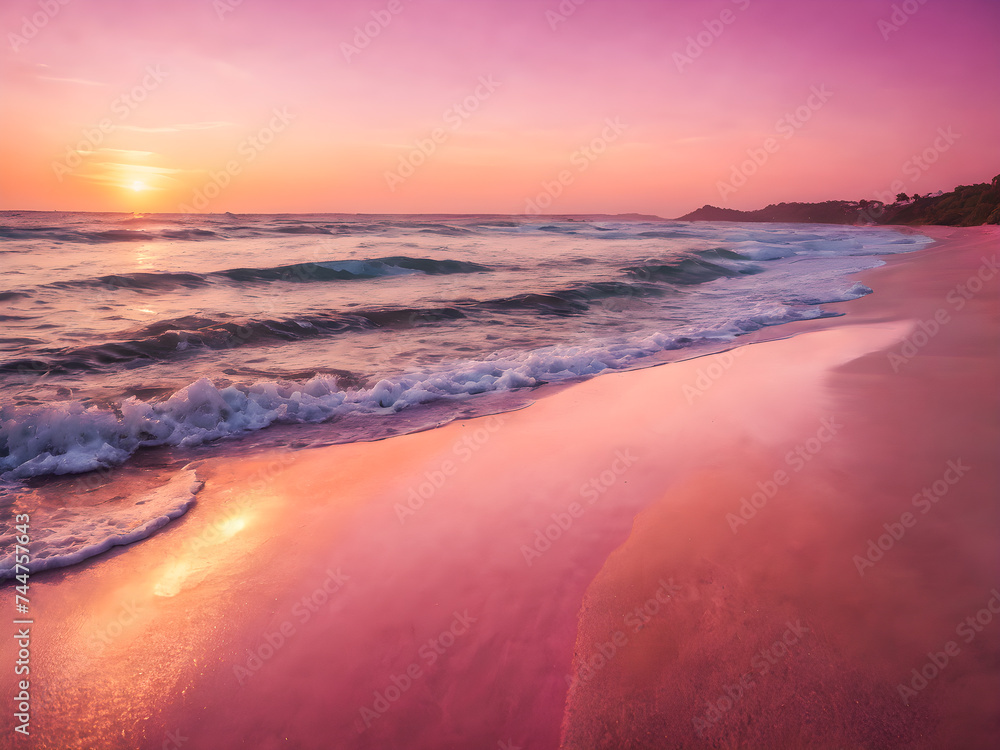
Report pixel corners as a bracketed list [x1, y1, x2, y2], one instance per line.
[131, 181, 145, 192]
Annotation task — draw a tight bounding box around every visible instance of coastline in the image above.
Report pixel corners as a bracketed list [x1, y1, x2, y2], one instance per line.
[7, 225, 998, 748]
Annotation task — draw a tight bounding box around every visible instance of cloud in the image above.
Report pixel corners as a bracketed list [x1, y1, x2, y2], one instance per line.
[37, 76, 107, 87]
[97, 149, 158, 159]
[115, 122, 235, 134]
[88, 162, 190, 176]
[70, 158, 196, 189]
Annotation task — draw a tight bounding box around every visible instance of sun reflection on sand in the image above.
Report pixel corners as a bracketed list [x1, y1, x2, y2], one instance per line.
[154, 559, 197, 598]
[153, 512, 253, 597]
[218, 516, 247, 537]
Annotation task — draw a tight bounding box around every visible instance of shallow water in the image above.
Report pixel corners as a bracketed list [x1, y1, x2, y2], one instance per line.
[0, 212, 931, 482]
[0, 213, 934, 577]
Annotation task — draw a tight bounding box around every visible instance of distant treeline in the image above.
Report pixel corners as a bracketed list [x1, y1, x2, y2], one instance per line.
[678, 175, 1000, 226]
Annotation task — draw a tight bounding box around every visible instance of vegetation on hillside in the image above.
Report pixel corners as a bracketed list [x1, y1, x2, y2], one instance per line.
[678, 175, 1000, 226]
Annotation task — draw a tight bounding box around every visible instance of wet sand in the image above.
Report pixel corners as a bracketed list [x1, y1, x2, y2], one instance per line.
[7, 226, 999, 749]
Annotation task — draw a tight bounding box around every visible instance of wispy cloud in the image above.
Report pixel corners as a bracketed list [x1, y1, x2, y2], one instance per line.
[88, 162, 190, 176]
[116, 122, 234, 134]
[98, 149, 158, 159]
[37, 76, 107, 86]
[70, 159, 196, 190]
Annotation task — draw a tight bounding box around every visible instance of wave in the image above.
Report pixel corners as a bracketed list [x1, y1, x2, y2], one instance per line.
[0, 300, 841, 480]
[393, 221, 475, 236]
[4, 271, 703, 375]
[0, 470, 201, 578]
[0, 222, 353, 243]
[274, 225, 335, 234]
[0, 226, 82, 242]
[696, 248, 754, 261]
[483, 281, 667, 316]
[786, 282, 874, 305]
[637, 230, 691, 239]
[25, 256, 493, 294]
[623, 257, 762, 285]
[52, 271, 211, 291]
[218, 256, 491, 283]
[162, 229, 217, 240]
[4, 256, 767, 375]
[0, 307, 469, 374]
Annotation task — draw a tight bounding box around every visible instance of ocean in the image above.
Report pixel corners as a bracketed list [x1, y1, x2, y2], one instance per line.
[0, 211, 932, 574]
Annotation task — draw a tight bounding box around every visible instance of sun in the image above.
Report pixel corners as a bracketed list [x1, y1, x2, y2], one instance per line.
[131, 180, 146, 192]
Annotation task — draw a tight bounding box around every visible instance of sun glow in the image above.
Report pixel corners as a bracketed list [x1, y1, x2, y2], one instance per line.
[131, 180, 146, 192]
[218, 516, 247, 539]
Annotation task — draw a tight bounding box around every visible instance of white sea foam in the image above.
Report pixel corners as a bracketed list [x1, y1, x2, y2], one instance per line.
[0, 221, 935, 481]
[1, 298, 840, 480]
[0, 469, 201, 579]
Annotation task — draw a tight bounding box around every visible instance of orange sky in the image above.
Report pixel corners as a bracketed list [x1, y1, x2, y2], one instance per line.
[1, 0, 997, 216]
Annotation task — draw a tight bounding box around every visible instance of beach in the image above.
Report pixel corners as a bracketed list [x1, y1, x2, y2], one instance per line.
[10, 225, 999, 749]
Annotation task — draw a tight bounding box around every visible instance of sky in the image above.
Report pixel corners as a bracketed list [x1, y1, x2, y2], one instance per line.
[0, 0, 997, 216]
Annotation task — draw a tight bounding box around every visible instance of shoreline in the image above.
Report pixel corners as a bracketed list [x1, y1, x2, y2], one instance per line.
[4, 225, 998, 748]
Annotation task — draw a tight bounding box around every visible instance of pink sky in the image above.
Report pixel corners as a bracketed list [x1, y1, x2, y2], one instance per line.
[0, 0, 997, 216]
